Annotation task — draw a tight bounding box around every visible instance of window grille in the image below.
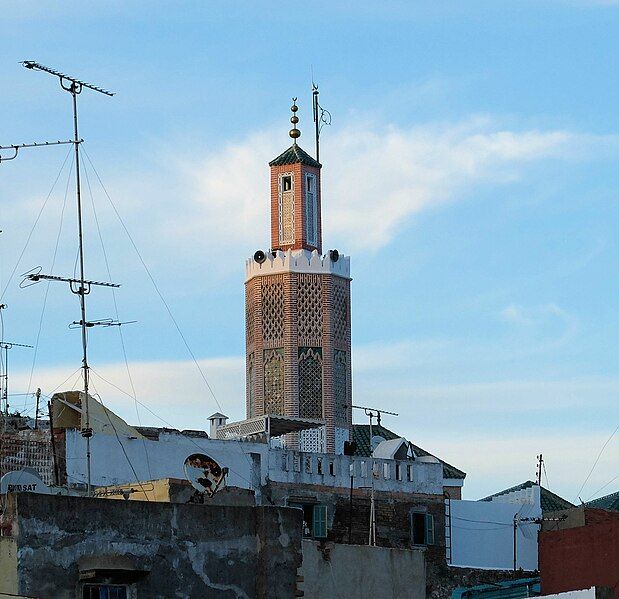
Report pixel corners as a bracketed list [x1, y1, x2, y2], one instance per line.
[332, 282, 348, 343]
[82, 584, 128, 599]
[299, 426, 326, 453]
[297, 275, 322, 342]
[305, 173, 317, 245]
[261, 282, 285, 342]
[334, 350, 348, 422]
[298, 347, 322, 419]
[278, 172, 295, 244]
[263, 348, 284, 414]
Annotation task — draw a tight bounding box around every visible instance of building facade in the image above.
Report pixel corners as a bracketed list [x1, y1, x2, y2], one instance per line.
[245, 101, 352, 453]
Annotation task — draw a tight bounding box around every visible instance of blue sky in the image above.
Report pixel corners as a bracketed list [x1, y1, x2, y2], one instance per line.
[1, 1, 618, 500]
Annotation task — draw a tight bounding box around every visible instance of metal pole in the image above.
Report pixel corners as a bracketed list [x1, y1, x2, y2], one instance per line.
[513, 513, 518, 573]
[313, 86, 320, 163]
[71, 85, 92, 497]
[34, 388, 41, 429]
[368, 411, 376, 546]
[4, 344, 8, 416]
[348, 463, 353, 544]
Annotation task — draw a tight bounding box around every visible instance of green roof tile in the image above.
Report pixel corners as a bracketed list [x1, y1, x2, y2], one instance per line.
[351, 423, 466, 480]
[269, 144, 321, 168]
[587, 490, 619, 511]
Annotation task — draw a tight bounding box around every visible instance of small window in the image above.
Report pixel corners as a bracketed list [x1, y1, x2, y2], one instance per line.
[412, 512, 435, 546]
[298, 504, 328, 539]
[82, 585, 128, 599]
[306, 175, 314, 192]
[282, 176, 292, 191]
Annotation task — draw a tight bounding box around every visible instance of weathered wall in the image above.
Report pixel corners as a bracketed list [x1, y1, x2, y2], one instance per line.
[300, 539, 425, 598]
[540, 509, 619, 598]
[0, 537, 18, 595]
[6, 493, 302, 599]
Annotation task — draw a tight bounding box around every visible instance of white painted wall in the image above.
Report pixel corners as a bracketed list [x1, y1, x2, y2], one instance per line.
[64, 430, 444, 497]
[449, 486, 541, 571]
[542, 589, 597, 599]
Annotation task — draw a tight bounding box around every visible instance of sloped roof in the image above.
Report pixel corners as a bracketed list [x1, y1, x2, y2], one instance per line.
[481, 480, 575, 513]
[351, 424, 466, 480]
[587, 490, 619, 511]
[269, 144, 321, 168]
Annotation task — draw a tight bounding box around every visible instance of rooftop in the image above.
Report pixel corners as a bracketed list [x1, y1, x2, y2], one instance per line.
[269, 144, 321, 168]
[587, 489, 619, 511]
[481, 480, 574, 513]
[351, 423, 466, 480]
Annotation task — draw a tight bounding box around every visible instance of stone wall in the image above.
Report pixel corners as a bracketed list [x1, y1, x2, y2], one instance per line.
[1, 493, 302, 599]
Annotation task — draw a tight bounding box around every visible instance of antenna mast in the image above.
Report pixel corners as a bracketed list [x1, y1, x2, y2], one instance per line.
[311, 83, 331, 164]
[20, 61, 115, 497]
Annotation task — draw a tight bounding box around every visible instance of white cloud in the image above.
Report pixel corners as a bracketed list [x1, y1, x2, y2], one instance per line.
[177, 119, 584, 258]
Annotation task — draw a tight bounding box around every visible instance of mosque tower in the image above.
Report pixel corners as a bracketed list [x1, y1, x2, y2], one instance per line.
[244, 99, 352, 453]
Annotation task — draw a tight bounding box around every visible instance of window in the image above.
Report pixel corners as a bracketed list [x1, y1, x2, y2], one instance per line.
[298, 504, 328, 539]
[82, 585, 128, 599]
[278, 173, 295, 244]
[305, 173, 317, 246]
[411, 512, 435, 546]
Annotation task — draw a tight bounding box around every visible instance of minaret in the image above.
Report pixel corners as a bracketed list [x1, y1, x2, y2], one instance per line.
[245, 99, 352, 454]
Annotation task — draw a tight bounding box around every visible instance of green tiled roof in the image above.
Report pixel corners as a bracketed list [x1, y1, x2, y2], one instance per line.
[269, 144, 321, 168]
[351, 424, 466, 480]
[587, 490, 619, 511]
[481, 480, 574, 513]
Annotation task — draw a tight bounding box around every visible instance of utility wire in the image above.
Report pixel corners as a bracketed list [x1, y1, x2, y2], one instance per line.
[574, 422, 619, 503]
[0, 146, 73, 304]
[82, 148, 255, 475]
[82, 157, 153, 481]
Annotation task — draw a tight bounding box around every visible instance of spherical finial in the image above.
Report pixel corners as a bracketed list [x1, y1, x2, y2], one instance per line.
[289, 97, 301, 141]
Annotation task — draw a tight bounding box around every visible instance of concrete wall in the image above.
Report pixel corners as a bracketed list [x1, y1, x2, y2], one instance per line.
[300, 539, 425, 599]
[450, 492, 541, 571]
[4, 493, 302, 599]
[64, 429, 443, 497]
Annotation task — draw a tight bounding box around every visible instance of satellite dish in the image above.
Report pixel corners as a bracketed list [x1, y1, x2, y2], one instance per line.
[183, 453, 228, 497]
[0, 469, 51, 495]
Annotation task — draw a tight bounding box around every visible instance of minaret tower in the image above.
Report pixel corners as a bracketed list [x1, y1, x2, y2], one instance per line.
[245, 99, 352, 454]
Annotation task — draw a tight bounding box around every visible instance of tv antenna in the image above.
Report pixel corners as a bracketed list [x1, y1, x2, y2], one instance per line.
[1, 61, 116, 496]
[311, 82, 331, 164]
[352, 405, 398, 546]
[0, 304, 33, 417]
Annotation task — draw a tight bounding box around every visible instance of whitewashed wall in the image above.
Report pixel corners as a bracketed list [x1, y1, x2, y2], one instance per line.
[449, 485, 541, 571]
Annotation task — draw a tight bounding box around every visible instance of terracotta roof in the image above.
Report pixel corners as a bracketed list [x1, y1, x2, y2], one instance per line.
[480, 480, 574, 513]
[351, 424, 466, 480]
[587, 490, 619, 511]
[269, 144, 321, 168]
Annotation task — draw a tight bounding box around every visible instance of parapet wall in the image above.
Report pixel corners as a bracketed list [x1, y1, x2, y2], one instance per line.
[246, 248, 350, 281]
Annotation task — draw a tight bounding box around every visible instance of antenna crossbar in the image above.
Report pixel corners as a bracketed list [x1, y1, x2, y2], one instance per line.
[0, 139, 77, 163]
[22, 61, 115, 96]
[26, 273, 120, 288]
[0, 341, 34, 349]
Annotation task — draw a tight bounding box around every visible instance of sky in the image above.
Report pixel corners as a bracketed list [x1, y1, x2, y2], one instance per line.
[0, 0, 618, 501]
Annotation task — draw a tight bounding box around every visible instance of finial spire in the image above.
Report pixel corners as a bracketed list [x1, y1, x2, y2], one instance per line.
[289, 97, 301, 143]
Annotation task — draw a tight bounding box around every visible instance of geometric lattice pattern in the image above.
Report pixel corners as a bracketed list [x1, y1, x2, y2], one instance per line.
[305, 173, 317, 246]
[246, 297, 255, 346]
[263, 348, 284, 414]
[297, 275, 322, 341]
[299, 347, 323, 419]
[299, 425, 326, 453]
[261, 282, 285, 342]
[334, 349, 348, 422]
[332, 281, 348, 343]
[0, 435, 54, 486]
[247, 352, 256, 416]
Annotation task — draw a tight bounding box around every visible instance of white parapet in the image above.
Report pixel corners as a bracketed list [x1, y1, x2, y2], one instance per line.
[246, 248, 351, 282]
